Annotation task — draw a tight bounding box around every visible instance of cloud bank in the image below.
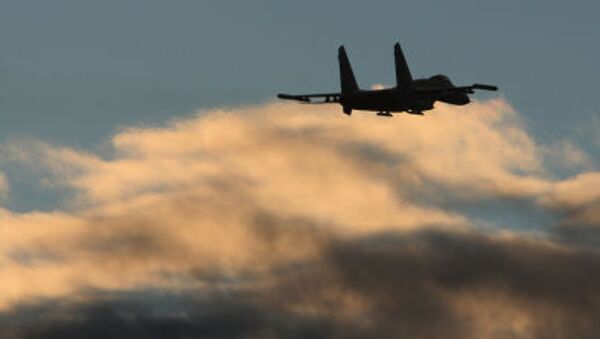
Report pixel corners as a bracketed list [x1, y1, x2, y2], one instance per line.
[1, 100, 599, 338]
[0, 173, 8, 198]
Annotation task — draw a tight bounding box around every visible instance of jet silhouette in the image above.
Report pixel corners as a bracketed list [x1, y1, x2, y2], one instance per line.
[278, 43, 498, 116]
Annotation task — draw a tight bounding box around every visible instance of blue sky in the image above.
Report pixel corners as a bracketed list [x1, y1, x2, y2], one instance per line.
[1, 0, 598, 148]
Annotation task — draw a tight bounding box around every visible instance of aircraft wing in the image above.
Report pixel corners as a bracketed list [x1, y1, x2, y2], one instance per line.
[417, 83, 498, 94]
[277, 92, 341, 104]
[457, 83, 498, 93]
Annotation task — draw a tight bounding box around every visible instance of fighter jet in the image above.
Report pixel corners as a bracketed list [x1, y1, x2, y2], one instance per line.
[278, 43, 498, 116]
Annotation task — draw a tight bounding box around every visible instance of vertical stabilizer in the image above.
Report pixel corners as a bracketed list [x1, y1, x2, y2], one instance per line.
[338, 46, 359, 94]
[394, 42, 413, 90]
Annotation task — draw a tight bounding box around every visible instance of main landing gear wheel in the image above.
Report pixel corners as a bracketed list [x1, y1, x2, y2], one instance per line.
[377, 111, 393, 117]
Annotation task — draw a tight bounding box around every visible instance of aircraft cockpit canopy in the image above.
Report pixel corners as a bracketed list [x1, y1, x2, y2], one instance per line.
[430, 74, 451, 83]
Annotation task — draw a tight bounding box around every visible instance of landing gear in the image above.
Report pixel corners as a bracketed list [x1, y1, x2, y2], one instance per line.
[377, 111, 393, 117]
[407, 110, 424, 115]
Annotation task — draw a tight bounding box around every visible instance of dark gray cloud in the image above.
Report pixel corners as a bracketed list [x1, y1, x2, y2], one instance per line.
[554, 221, 600, 248]
[0, 289, 352, 339]
[321, 230, 600, 339]
[4, 228, 600, 339]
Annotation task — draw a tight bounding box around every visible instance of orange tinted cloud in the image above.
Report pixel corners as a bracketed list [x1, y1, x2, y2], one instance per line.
[0, 99, 598, 336]
[0, 173, 8, 199]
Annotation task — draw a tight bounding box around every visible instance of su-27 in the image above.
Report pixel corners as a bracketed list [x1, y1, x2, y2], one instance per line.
[278, 42, 498, 116]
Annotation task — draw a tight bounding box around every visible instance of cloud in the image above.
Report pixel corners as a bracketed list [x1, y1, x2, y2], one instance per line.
[541, 139, 594, 171]
[0, 172, 8, 199]
[537, 172, 600, 247]
[3, 229, 600, 339]
[1, 99, 599, 338]
[539, 172, 600, 211]
[370, 83, 389, 90]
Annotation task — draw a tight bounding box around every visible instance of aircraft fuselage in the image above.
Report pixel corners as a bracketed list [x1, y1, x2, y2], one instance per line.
[341, 75, 470, 114]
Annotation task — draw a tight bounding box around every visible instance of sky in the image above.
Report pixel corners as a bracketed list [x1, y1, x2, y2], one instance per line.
[0, 1, 599, 338]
